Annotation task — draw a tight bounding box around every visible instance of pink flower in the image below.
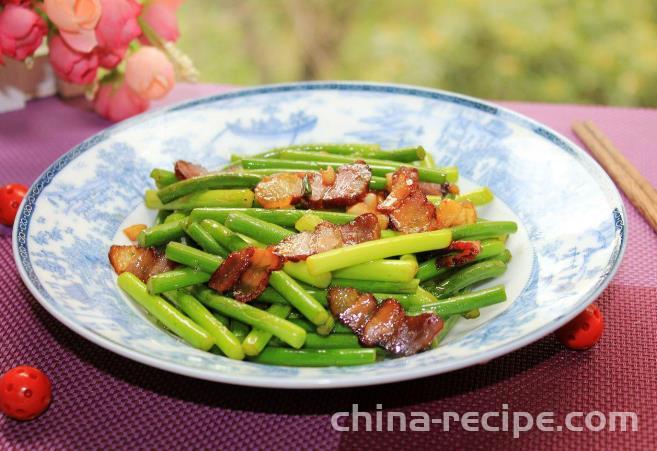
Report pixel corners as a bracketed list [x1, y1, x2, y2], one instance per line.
[125, 46, 175, 100]
[140, 0, 181, 44]
[44, 0, 102, 53]
[48, 34, 99, 84]
[1, 1, 33, 6]
[94, 81, 149, 122]
[94, 46, 127, 69]
[0, 5, 47, 61]
[95, 0, 142, 68]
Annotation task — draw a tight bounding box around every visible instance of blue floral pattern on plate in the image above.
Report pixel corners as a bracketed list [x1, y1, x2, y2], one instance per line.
[13, 82, 626, 388]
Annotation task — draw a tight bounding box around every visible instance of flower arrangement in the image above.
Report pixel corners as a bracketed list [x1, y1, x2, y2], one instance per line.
[0, 0, 196, 121]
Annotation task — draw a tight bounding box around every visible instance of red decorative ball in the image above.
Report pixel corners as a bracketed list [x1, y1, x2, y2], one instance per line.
[0, 366, 52, 421]
[556, 303, 604, 350]
[0, 183, 28, 226]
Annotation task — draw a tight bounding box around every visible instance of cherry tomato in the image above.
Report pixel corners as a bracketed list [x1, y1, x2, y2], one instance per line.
[0, 183, 28, 226]
[556, 303, 604, 350]
[0, 366, 52, 421]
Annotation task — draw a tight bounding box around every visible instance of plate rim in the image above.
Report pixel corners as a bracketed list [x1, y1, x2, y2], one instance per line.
[12, 81, 628, 389]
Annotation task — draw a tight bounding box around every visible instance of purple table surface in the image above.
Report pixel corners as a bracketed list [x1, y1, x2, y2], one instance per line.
[1, 84, 656, 450]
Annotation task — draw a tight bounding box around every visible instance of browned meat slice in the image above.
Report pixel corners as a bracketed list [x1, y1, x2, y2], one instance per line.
[253, 163, 371, 210]
[108, 245, 175, 283]
[208, 247, 282, 302]
[383, 313, 444, 356]
[273, 213, 381, 261]
[377, 166, 441, 234]
[109, 245, 140, 274]
[208, 247, 254, 293]
[339, 212, 381, 245]
[307, 162, 371, 208]
[388, 190, 438, 234]
[359, 299, 405, 346]
[378, 166, 420, 212]
[140, 250, 175, 279]
[418, 182, 443, 196]
[273, 222, 344, 262]
[327, 286, 378, 333]
[232, 247, 283, 302]
[418, 182, 460, 196]
[327, 287, 443, 356]
[254, 172, 308, 209]
[174, 160, 208, 180]
[435, 240, 481, 268]
[327, 286, 360, 317]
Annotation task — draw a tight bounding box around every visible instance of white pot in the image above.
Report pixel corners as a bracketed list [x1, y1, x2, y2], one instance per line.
[0, 54, 88, 113]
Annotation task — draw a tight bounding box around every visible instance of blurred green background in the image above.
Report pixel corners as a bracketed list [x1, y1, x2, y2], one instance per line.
[178, 0, 657, 106]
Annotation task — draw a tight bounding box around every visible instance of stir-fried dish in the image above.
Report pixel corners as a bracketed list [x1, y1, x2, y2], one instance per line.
[109, 143, 517, 366]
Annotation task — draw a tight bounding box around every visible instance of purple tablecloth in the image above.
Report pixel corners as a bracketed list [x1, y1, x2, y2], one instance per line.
[1, 84, 656, 449]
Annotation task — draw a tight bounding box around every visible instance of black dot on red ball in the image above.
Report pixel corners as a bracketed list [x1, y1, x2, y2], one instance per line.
[10, 201, 18, 209]
[23, 388, 33, 398]
[582, 322, 590, 331]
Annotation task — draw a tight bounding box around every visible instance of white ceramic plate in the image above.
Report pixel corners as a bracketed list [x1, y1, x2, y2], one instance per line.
[13, 82, 626, 388]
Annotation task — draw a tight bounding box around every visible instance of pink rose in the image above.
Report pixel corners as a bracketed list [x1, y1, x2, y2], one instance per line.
[125, 46, 175, 100]
[95, 0, 142, 68]
[94, 81, 149, 122]
[140, 0, 180, 44]
[1, 1, 33, 6]
[0, 5, 47, 61]
[95, 46, 126, 69]
[48, 34, 99, 84]
[44, 0, 102, 53]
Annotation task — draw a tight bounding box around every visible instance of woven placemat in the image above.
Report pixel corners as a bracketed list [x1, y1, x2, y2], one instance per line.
[0, 88, 655, 449]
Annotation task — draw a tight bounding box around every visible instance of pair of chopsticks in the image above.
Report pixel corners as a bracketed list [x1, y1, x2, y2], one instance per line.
[572, 120, 657, 232]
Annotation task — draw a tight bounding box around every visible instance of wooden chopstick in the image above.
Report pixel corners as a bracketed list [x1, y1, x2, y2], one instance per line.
[581, 120, 657, 205]
[572, 120, 657, 232]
